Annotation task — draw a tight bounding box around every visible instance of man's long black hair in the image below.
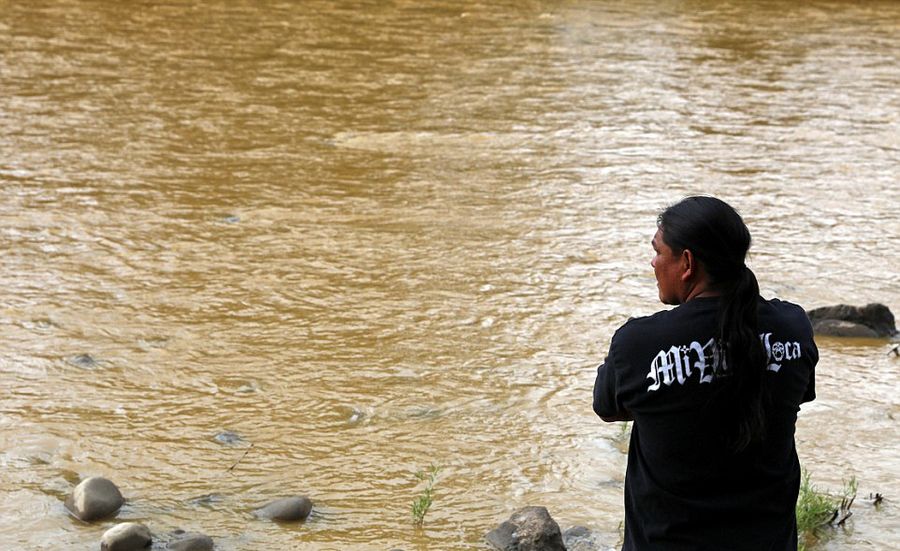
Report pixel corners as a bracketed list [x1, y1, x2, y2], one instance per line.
[658, 196, 768, 452]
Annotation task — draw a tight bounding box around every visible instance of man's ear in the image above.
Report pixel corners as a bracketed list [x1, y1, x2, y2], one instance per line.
[680, 249, 695, 282]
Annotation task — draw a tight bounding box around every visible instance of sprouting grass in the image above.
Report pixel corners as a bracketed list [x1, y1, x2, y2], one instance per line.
[796, 471, 836, 550]
[797, 470, 857, 551]
[617, 421, 631, 440]
[611, 421, 632, 454]
[411, 463, 441, 525]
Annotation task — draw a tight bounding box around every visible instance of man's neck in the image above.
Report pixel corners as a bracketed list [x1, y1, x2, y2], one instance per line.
[683, 283, 720, 302]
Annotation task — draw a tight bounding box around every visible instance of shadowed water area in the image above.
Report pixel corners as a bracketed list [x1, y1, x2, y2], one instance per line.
[1, 1, 898, 549]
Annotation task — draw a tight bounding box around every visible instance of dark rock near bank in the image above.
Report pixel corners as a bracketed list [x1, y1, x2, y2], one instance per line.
[807, 303, 897, 338]
[65, 476, 124, 521]
[254, 496, 313, 521]
[812, 319, 879, 338]
[167, 530, 214, 551]
[100, 522, 151, 551]
[486, 506, 566, 551]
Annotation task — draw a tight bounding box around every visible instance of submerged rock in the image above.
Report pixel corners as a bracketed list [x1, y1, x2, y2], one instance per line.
[186, 493, 224, 507]
[100, 522, 151, 551]
[235, 381, 259, 393]
[807, 303, 897, 338]
[65, 476, 124, 521]
[213, 430, 245, 445]
[254, 496, 313, 521]
[166, 530, 214, 551]
[67, 353, 100, 368]
[486, 506, 566, 551]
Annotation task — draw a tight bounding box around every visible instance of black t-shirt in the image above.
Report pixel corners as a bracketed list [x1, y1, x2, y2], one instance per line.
[593, 297, 818, 551]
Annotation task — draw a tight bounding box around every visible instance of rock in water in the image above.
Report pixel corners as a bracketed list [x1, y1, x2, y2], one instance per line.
[485, 506, 566, 551]
[100, 522, 151, 551]
[254, 496, 313, 521]
[807, 303, 897, 338]
[213, 430, 245, 446]
[811, 319, 879, 338]
[563, 526, 612, 551]
[65, 476, 124, 521]
[67, 353, 99, 368]
[167, 531, 214, 551]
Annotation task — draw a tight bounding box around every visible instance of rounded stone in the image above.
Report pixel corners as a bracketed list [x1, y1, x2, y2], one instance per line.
[100, 522, 151, 551]
[65, 476, 124, 521]
[254, 496, 313, 521]
[167, 531, 214, 551]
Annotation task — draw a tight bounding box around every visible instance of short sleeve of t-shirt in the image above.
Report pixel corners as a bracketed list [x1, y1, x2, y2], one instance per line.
[593, 333, 626, 419]
[801, 338, 818, 403]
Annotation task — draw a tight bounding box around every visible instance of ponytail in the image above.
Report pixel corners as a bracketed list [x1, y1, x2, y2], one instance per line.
[658, 196, 769, 452]
[719, 265, 768, 451]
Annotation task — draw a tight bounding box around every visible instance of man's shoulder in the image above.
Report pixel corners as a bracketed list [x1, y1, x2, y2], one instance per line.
[762, 296, 805, 312]
[612, 306, 686, 344]
[760, 297, 812, 327]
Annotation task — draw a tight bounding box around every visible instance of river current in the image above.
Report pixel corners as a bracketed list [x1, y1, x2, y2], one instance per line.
[1, 1, 898, 549]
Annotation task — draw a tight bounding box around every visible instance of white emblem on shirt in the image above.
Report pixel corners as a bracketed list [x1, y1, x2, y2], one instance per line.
[760, 332, 802, 373]
[646, 334, 802, 392]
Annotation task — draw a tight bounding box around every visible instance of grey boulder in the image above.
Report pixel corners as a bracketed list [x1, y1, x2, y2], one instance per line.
[811, 319, 879, 338]
[167, 531, 214, 551]
[100, 522, 151, 551]
[65, 476, 124, 521]
[485, 506, 566, 551]
[254, 496, 313, 521]
[563, 526, 612, 551]
[807, 303, 897, 338]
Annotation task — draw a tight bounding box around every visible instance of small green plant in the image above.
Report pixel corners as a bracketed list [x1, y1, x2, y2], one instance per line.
[796, 471, 857, 551]
[611, 421, 632, 454]
[411, 463, 441, 525]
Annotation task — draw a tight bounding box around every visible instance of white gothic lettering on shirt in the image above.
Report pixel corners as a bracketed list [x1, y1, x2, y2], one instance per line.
[646, 334, 802, 392]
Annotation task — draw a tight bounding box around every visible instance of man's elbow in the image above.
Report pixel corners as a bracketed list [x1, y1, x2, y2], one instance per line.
[593, 403, 633, 422]
[593, 405, 629, 422]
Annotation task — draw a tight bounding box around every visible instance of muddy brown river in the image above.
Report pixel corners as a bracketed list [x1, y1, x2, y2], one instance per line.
[1, 1, 898, 549]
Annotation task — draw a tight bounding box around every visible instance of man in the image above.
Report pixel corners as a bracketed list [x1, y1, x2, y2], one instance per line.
[593, 196, 817, 550]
